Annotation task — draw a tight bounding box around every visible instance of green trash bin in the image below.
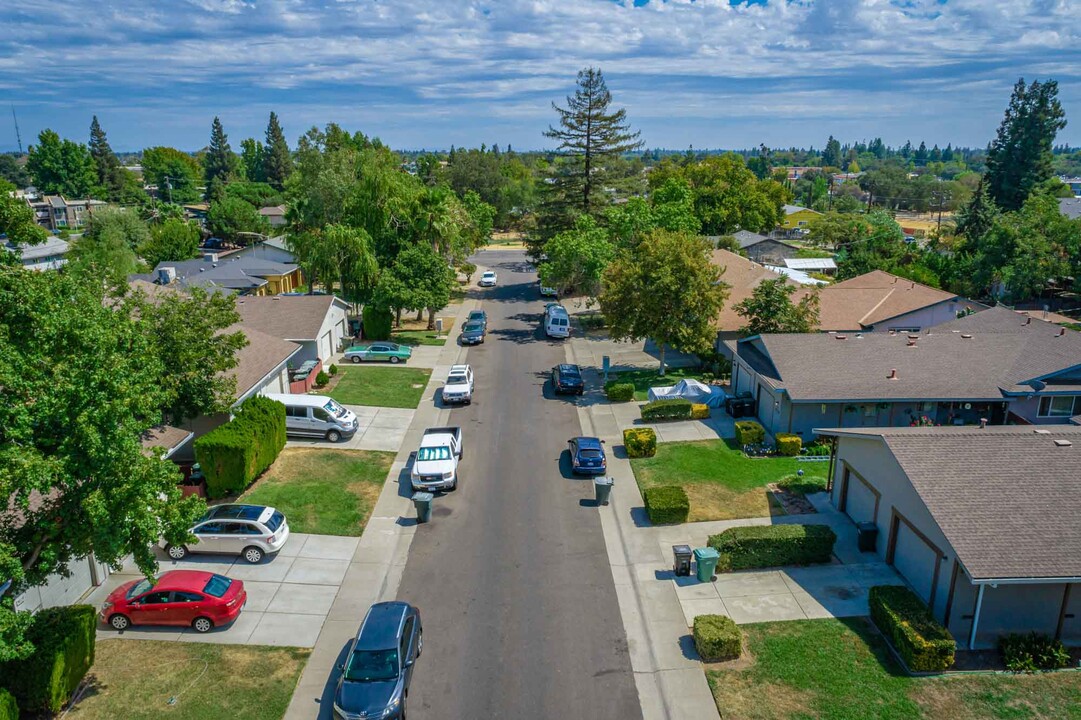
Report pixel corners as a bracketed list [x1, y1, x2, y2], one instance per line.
[594, 476, 614, 506]
[412, 492, 433, 523]
[694, 547, 720, 582]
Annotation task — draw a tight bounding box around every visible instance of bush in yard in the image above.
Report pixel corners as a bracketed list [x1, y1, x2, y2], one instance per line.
[605, 382, 635, 402]
[623, 428, 657, 458]
[362, 304, 393, 340]
[691, 403, 710, 420]
[0, 690, 16, 720]
[641, 398, 693, 421]
[868, 585, 955, 672]
[329, 363, 339, 376]
[802, 442, 831, 456]
[734, 420, 765, 446]
[693, 614, 742, 661]
[707, 524, 836, 572]
[999, 632, 1070, 672]
[775, 433, 802, 456]
[0, 605, 96, 714]
[315, 371, 330, 387]
[643, 486, 690, 525]
[194, 396, 287, 498]
[777, 473, 828, 496]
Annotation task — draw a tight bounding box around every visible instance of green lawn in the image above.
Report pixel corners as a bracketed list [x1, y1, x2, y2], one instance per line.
[391, 329, 447, 346]
[606, 367, 706, 401]
[631, 439, 828, 521]
[241, 448, 394, 536]
[708, 619, 1081, 720]
[69, 640, 309, 720]
[329, 366, 432, 408]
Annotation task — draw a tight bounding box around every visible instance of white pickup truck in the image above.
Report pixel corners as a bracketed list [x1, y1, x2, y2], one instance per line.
[411, 427, 464, 492]
[441, 364, 474, 405]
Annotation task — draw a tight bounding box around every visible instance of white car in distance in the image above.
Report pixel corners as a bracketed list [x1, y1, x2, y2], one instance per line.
[479, 271, 497, 287]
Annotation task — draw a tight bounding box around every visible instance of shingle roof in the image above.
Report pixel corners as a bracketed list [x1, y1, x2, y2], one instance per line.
[234, 295, 341, 342]
[140, 425, 194, 458]
[783, 204, 817, 215]
[710, 249, 802, 332]
[229, 325, 300, 401]
[799, 270, 969, 330]
[732, 230, 768, 249]
[818, 425, 1081, 581]
[1059, 197, 1081, 220]
[152, 256, 298, 294]
[931, 305, 1074, 333]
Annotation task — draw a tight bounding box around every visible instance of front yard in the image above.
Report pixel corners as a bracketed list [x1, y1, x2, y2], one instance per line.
[68, 640, 309, 720]
[708, 619, 1081, 720]
[606, 367, 707, 401]
[630, 439, 828, 521]
[241, 448, 395, 536]
[391, 328, 447, 346]
[329, 365, 432, 408]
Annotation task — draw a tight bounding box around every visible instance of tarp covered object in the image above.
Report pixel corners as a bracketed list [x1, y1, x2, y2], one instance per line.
[647, 378, 723, 406]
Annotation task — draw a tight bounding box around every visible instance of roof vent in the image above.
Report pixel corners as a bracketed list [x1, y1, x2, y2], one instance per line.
[1024, 317, 1031, 325]
[887, 368, 898, 380]
[907, 334, 919, 341]
[1054, 439, 1072, 447]
[836, 334, 847, 340]
[1034, 429, 1051, 434]
[1058, 327, 1066, 337]
[961, 333, 973, 339]
[979, 418, 987, 428]
[907, 338, 917, 347]
[855, 333, 863, 339]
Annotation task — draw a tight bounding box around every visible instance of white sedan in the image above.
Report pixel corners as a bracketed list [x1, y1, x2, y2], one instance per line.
[479, 271, 498, 287]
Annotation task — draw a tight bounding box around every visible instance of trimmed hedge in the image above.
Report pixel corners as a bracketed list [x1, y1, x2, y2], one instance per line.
[999, 632, 1070, 672]
[0, 690, 16, 720]
[315, 371, 330, 386]
[641, 398, 693, 421]
[734, 420, 765, 445]
[362, 304, 393, 340]
[868, 585, 955, 672]
[775, 433, 802, 456]
[623, 428, 657, 458]
[194, 396, 287, 499]
[328, 363, 339, 376]
[693, 614, 742, 662]
[0, 605, 96, 714]
[707, 524, 836, 572]
[605, 382, 635, 402]
[643, 485, 690, 525]
[691, 403, 710, 420]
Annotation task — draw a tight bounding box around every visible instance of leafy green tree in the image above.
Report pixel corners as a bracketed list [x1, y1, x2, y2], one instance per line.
[204, 117, 238, 201]
[598, 230, 728, 374]
[307, 224, 379, 303]
[239, 138, 266, 183]
[372, 268, 416, 327]
[225, 181, 283, 209]
[138, 217, 202, 266]
[461, 190, 496, 248]
[0, 179, 47, 248]
[412, 185, 472, 261]
[954, 177, 998, 243]
[67, 207, 149, 282]
[206, 196, 270, 245]
[986, 78, 1067, 211]
[834, 211, 907, 280]
[26, 129, 98, 198]
[389, 243, 456, 329]
[88, 116, 127, 201]
[807, 212, 871, 250]
[263, 112, 292, 190]
[538, 215, 614, 298]
[0, 154, 31, 187]
[734, 277, 820, 335]
[141, 147, 202, 204]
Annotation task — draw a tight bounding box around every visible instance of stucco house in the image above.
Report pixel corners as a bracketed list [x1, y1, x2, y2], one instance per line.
[815, 425, 1080, 650]
[777, 204, 821, 235]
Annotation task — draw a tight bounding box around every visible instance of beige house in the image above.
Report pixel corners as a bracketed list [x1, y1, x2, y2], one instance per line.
[710, 249, 803, 348]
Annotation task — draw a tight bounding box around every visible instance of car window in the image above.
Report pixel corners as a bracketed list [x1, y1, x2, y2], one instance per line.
[417, 446, 451, 461]
[371, 345, 387, 352]
[580, 449, 604, 459]
[172, 592, 204, 603]
[195, 522, 224, 535]
[344, 648, 400, 682]
[203, 574, 233, 598]
[139, 591, 172, 605]
[324, 399, 345, 417]
[401, 617, 416, 658]
[286, 405, 306, 418]
[240, 523, 263, 535]
[126, 578, 154, 599]
[313, 407, 330, 421]
[265, 511, 285, 533]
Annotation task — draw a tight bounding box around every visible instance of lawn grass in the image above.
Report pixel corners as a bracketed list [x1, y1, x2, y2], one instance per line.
[708, 619, 1081, 720]
[241, 448, 394, 536]
[630, 439, 828, 521]
[391, 329, 447, 346]
[68, 640, 309, 720]
[329, 366, 432, 408]
[606, 366, 706, 401]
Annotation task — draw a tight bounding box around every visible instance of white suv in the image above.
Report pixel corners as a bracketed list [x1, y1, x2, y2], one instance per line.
[479, 271, 497, 287]
[161, 504, 290, 564]
[441, 364, 474, 405]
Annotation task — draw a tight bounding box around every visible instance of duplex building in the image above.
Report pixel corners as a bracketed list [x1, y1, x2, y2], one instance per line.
[25, 194, 106, 231]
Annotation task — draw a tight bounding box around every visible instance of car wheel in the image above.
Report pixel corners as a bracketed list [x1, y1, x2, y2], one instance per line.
[416, 630, 423, 657]
[450, 477, 458, 491]
[109, 614, 130, 631]
[351, 356, 362, 364]
[390, 356, 401, 364]
[327, 429, 342, 443]
[192, 617, 214, 633]
[243, 546, 264, 564]
[165, 543, 188, 560]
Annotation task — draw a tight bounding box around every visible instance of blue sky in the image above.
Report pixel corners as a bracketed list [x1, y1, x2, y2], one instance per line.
[1, 0, 1079, 153]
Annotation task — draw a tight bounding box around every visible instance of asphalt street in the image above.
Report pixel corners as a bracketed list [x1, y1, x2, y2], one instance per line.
[395, 249, 643, 719]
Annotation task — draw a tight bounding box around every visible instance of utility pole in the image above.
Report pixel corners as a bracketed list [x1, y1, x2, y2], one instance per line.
[11, 105, 23, 154]
[827, 176, 834, 212]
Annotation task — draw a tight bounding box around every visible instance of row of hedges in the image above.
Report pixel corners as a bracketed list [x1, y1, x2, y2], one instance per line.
[643, 486, 689, 525]
[623, 428, 657, 458]
[868, 585, 956, 672]
[691, 403, 710, 420]
[641, 398, 693, 421]
[606, 382, 635, 402]
[999, 632, 1070, 672]
[775, 433, 802, 456]
[194, 395, 287, 499]
[734, 421, 765, 445]
[707, 524, 836, 572]
[693, 615, 742, 662]
[0, 605, 96, 714]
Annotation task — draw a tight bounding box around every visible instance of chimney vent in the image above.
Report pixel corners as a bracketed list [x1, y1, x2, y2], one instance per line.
[887, 368, 898, 380]
[836, 334, 847, 340]
[961, 333, 973, 339]
[907, 338, 917, 346]
[1025, 317, 1031, 325]
[1058, 327, 1066, 337]
[1054, 439, 1073, 447]
[979, 418, 987, 428]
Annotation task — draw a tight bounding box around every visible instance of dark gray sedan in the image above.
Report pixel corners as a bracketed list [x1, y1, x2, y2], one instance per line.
[335, 601, 422, 720]
[460, 320, 486, 345]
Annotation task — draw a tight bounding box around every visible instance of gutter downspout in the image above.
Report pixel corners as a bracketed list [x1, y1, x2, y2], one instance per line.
[968, 584, 986, 650]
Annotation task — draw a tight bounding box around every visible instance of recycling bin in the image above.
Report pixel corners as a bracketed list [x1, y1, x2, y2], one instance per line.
[672, 545, 693, 577]
[856, 521, 879, 552]
[412, 492, 434, 523]
[594, 476, 614, 506]
[694, 547, 720, 582]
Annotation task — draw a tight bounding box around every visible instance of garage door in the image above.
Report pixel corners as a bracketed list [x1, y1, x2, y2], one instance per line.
[891, 521, 938, 602]
[320, 331, 333, 361]
[844, 473, 877, 525]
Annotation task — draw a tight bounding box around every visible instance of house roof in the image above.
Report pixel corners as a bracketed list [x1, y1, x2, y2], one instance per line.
[710, 249, 802, 332]
[140, 425, 194, 459]
[234, 295, 344, 342]
[152, 256, 298, 295]
[800, 270, 970, 330]
[258, 205, 286, 217]
[782, 204, 818, 215]
[783, 257, 836, 271]
[1059, 197, 1081, 220]
[7, 236, 69, 261]
[930, 305, 1075, 334]
[732, 230, 768, 249]
[229, 325, 301, 402]
[816, 425, 1081, 581]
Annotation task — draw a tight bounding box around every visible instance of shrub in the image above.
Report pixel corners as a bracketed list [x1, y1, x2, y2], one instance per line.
[641, 398, 693, 421]
[775, 433, 802, 456]
[777, 473, 828, 496]
[328, 363, 339, 376]
[643, 485, 690, 525]
[315, 371, 330, 387]
[623, 428, 657, 458]
[0, 605, 96, 713]
[194, 395, 287, 499]
[577, 313, 606, 330]
[0, 690, 16, 720]
[707, 524, 836, 572]
[868, 585, 955, 672]
[693, 614, 742, 661]
[734, 421, 765, 445]
[802, 442, 831, 456]
[999, 632, 1070, 672]
[362, 303, 393, 340]
[605, 382, 635, 402]
[691, 403, 710, 420]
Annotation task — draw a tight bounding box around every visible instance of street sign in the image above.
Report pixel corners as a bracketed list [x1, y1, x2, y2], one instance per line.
[602, 355, 610, 383]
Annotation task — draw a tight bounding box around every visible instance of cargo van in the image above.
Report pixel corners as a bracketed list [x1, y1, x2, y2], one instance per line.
[545, 304, 570, 339]
[263, 393, 359, 443]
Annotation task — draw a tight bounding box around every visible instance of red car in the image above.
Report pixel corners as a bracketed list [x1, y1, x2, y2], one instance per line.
[100, 570, 246, 634]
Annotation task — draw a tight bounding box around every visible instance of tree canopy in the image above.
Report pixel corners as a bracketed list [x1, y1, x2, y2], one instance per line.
[26, 129, 98, 198]
[137, 217, 202, 267]
[141, 147, 202, 204]
[734, 277, 820, 335]
[66, 207, 150, 282]
[537, 215, 614, 298]
[263, 112, 292, 190]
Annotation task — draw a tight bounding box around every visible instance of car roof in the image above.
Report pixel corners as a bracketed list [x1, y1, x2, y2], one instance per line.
[356, 602, 410, 650]
[151, 570, 219, 592]
[573, 436, 603, 450]
[449, 364, 470, 373]
[203, 504, 270, 522]
[468, 309, 486, 316]
[481, 270, 496, 275]
[264, 393, 335, 409]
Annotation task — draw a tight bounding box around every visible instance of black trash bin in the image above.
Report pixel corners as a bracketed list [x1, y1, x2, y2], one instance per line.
[856, 521, 879, 552]
[673, 545, 693, 577]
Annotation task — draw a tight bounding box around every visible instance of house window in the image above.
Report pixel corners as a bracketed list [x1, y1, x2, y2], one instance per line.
[1038, 396, 1079, 418]
[797, 221, 808, 227]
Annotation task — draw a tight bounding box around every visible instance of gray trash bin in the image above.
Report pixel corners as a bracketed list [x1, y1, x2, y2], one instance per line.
[412, 492, 434, 523]
[594, 476, 614, 506]
[673, 545, 693, 577]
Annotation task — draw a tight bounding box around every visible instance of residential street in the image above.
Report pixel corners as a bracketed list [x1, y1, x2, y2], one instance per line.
[395, 249, 643, 720]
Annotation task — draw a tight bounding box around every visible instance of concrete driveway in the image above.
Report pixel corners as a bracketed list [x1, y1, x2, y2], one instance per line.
[86, 533, 359, 647]
[286, 405, 414, 452]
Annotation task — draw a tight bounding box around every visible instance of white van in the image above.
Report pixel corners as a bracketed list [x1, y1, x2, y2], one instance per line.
[263, 393, 359, 443]
[545, 305, 570, 339]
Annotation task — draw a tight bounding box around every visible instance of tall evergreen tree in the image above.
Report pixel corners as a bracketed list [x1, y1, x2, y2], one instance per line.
[986, 78, 1067, 211]
[204, 116, 237, 201]
[543, 67, 642, 220]
[821, 135, 842, 168]
[240, 138, 266, 183]
[955, 176, 998, 244]
[263, 111, 292, 190]
[88, 116, 125, 200]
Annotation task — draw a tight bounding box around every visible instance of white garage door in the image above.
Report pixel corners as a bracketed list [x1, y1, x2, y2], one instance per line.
[320, 331, 333, 361]
[844, 475, 877, 524]
[892, 522, 938, 602]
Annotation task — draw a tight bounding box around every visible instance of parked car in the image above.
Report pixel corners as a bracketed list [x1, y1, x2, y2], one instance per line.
[466, 309, 488, 328]
[411, 426, 463, 492]
[202, 237, 225, 250]
[100, 570, 246, 633]
[551, 363, 584, 395]
[344, 342, 413, 364]
[545, 304, 570, 339]
[478, 271, 497, 287]
[265, 393, 358, 443]
[442, 364, 474, 404]
[568, 436, 607, 475]
[540, 285, 558, 298]
[460, 320, 486, 345]
[161, 503, 290, 564]
[334, 601, 422, 720]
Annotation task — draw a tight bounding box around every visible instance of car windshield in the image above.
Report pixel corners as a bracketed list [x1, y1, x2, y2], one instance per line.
[203, 574, 233, 598]
[561, 366, 580, 377]
[468, 312, 485, 320]
[323, 399, 346, 418]
[265, 511, 285, 533]
[417, 446, 451, 461]
[344, 648, 399, 682]
[464, 323, 483, 332]
[384, 343, 400, 351]
[126, 578, 154, 599]
[447, 374, 468, 385]
[579, 449, 604, 459]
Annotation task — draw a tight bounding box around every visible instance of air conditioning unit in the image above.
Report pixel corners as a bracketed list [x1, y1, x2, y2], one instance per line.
[157, 266, 176, 284]
[203, 253, 218, 262]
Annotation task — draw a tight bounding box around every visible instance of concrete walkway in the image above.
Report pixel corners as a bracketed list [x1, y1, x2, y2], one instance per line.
[609, 402, 734, 443]
[285, 406, 415, 452]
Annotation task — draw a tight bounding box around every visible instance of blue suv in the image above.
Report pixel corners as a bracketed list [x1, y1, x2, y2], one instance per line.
[568, 436, 607, 476]
[335, 602, 423, 720]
